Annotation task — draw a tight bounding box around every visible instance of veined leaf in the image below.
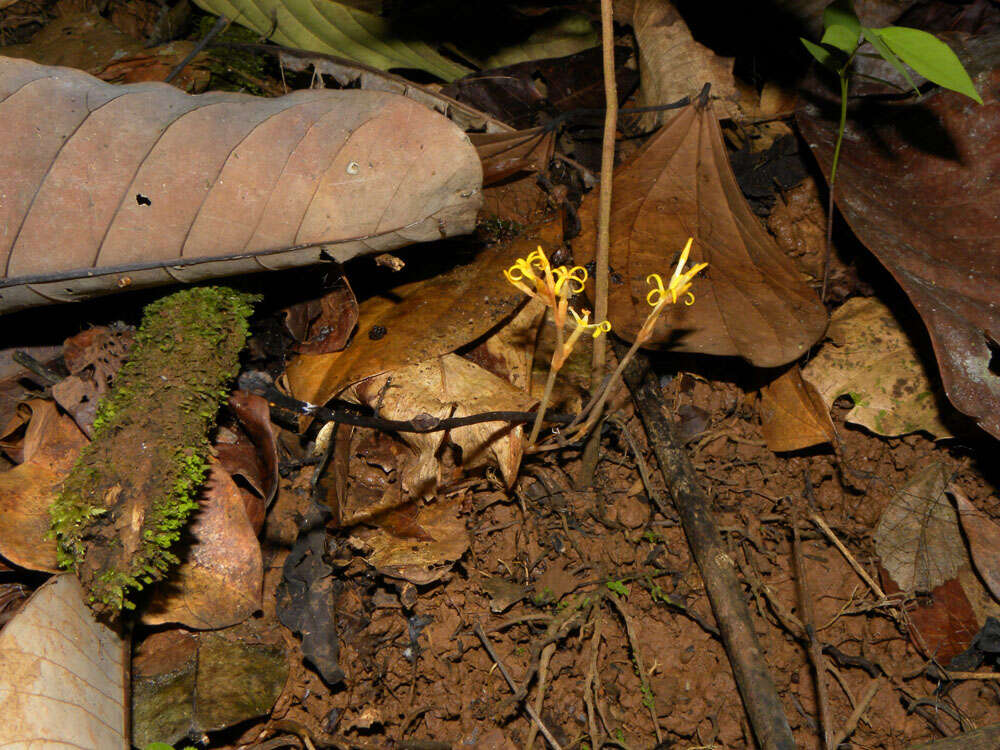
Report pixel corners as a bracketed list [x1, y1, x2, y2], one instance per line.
[862, 27, 919, 95]
[822, 0, 860, 38]
[193, 0, 471, 81]
[801, 37, 836, 71]
[875, 26, 983, 104]
[820, 24, 860, 55]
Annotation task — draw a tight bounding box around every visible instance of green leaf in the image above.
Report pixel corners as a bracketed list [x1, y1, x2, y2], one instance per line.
[192, 0, 471, 81]
[606, 580, 629, 597]
[821, 23, 861, 55]
[862, 27, 920, 95]
[823, 0, 860, 36]
[143, 744, 175, 750]
[801, 38, 836, 71]
[876, 26, 983, 104]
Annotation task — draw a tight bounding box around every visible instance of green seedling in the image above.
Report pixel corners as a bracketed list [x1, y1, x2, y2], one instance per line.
[800, 0, 981, 297]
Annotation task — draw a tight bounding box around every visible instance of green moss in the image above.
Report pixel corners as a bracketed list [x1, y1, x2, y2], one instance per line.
[50, 286, 256, 616]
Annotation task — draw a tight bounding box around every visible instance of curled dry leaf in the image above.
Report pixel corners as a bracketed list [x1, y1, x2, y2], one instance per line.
[0, 56, 481, 313]
[574, 99, 827, 367]
[802, 297, 955, 438]
[952, 487, 1000, 604]
[219, 390, 281, 532]
[283, 278, 359, 355]
[284, 240, 533, 406]
[0, 400, 87, 572]
[348, 354, 535, 498]
[797, 64, 1000, 439]
[627, 0, 744, 125]
[360, 498, 470, 585]
[141, 462, 263, 630]
[0, 575, 127, 748]
[759, 366, 837, 452]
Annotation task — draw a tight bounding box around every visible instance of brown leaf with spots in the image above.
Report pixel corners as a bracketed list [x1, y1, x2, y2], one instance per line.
[574, 99, 827, 366]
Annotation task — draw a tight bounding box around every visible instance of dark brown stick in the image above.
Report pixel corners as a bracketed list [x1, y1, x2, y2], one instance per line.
[615, 342, 796, 750]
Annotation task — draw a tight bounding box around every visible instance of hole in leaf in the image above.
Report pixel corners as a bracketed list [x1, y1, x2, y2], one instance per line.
[136, 194, 152, 207]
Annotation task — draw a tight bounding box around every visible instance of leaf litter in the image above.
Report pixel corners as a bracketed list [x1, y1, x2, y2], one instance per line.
[1, 2, 1000, 748]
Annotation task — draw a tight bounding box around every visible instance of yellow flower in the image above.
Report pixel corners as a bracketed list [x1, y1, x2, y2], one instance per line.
[569, 307, 611, 339]
[645, 237, 708, 308]
[504, 246, 590, 325]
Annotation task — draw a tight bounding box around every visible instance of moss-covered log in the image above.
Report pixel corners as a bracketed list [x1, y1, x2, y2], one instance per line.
[50, 287, 255, 615]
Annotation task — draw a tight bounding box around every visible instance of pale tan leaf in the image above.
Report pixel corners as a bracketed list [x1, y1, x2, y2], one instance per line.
[952, 487, 1000, 604]
[874, 463, 965, 593]
[628, 0, 743, 125]
[349, 354, 535, 498]
[0, 56, 481, 313]
[0, 574, 127, 748]
[802, 297, 955, 438]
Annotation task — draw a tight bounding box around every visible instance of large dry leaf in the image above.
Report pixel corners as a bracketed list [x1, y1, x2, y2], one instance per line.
[802, 297, 955, 438]
[574, 100, 827, 367]
[797, 63, 1000, 439]
[284, 240, 534, 406]
[0, 574, 127, 748]
[0, 400, 87, 572]
[874, 462, 964, 593]
[194, 0, 470, 81]
[627, 0, 743, 125]
[0, 55, 482, 314]
[347, 354, 535, 497]
[142, 462, 263, 629]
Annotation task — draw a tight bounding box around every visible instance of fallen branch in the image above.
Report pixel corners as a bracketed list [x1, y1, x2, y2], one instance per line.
[615, 342, 796, 750]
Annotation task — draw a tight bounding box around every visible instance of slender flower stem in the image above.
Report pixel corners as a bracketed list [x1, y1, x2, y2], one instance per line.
[528, 319, 565, 447]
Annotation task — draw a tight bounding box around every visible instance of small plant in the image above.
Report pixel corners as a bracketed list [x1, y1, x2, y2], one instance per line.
[800, 0, 981, 297]
[606, 579, 630, 598]
[503, 240, 706, 448]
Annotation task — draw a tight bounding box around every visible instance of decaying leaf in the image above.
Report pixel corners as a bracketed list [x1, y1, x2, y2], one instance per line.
[284, 240, 534, 407]
[797, 64, 1000, 439]
[802, 297, 955, 438]
[953, 487, 1000, 604]
[874, 462, 964, 593]
[132, 628, 287, 747]
[574, 99, 827, 367]
[470, 128, 556, 184]
[482, 11, 598, 69]
[0, 400, 87, 572]
[347, 353, 535, 497]
[52, 325, 133, 436]
[359, 498, 469, 585]
[283, 279, 359, 355]
[0, 575, 127, 748]
[141, 462, 263, 630]
[0, 56, 482, 314]
[626, 0, 744, 125]
[194, 0, 470, 81]
[759, 366, 837, 452]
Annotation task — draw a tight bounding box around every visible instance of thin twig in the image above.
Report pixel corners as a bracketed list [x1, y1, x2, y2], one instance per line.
[830, 677, 883, 748]
[607, 594, 662, 743]
[584, 614, 603, 749]
[578, 0, 619, 485]
[165, 14, 229, 84]
[792, 512, 832, 750]
[809, 513, 887, 601]
[526, 642, 557, 750]
[473, 622, 564, 750]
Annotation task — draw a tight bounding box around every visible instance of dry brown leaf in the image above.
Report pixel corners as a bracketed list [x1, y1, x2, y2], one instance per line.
[0, 400, 87, 572]
[360, 498, 469, 585]
[348, 354, 535, 497]
[759, 366, 837, 452]
[141, 462, 263, 629]
[283, 279, 359, 355]
[628, 0, 743, 125]
[284, 240, 535, 406]
[0, 574, 127, 747]
[0, 55, 481, 313]
[874, 462, 964, 593]
[952, 487, 1000, 604]
[218, 391, 280, 533]
[802, 297, 954, 438]
[463, 297, 547, 394]
[574, 99, 827, 366]
[470, 128, 556, 184]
